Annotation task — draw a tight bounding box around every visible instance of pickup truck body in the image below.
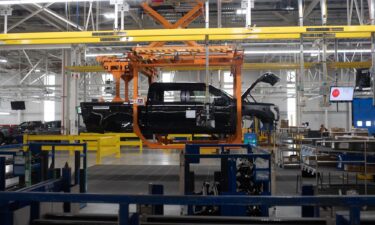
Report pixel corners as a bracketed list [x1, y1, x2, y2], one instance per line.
[81, 81, 279, 135]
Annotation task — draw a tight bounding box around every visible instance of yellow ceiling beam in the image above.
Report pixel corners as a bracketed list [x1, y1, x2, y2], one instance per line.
[0, 26, 375, 45]
[1, 26, 375, 40]
[67, 62, 372, 73]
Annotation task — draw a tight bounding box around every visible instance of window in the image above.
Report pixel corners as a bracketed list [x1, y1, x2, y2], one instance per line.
[162, 72, 174, 82]
[164, 90, 181, 102]
[101, 73, 114, 97]
[190, 91, 205, 102]
[190, 90, 220, 103]
[223, 71, 233, 95]
[43, 74, 55, 122]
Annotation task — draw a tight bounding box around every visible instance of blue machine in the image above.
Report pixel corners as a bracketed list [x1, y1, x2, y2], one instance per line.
[183, 144, 271, 217]
[0, 192, 374, 225]
[244, 133, 258, 146]
[0, 143, 88, 225]
[0, 143, 87, 191]
[352, 97, 375, 135]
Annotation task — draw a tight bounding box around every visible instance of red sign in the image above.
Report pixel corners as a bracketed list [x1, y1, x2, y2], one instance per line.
[332, 89, 340, 98]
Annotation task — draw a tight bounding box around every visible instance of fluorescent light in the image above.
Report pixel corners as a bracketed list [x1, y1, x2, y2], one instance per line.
[104, 13, 116, 19]
[236, 9, 246, 15]
[0, 112, 10, 115]
[85, 53, 124, 58]
[244, 49, 372, 55]
[0, 0, 107, 5]
[0, 59, 7, 63]
[35, 69, 41, 72]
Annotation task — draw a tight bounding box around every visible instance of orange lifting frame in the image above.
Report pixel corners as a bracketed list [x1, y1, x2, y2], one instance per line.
[96, 1, 244, 148]
[129, 50, 244, 149]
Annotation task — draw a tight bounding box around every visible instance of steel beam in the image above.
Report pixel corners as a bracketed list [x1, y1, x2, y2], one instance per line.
[19, 59, 42, 84]
[8, 2, 54, 32]
[32, 3, 83, 31]
[298, 0, 304, 26]
[128, 11, 142, 29]
[304, 0, 320, 19]
[272, 12, 293, 24]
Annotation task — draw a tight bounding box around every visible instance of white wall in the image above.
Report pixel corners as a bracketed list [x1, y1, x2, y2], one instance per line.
[0, 101, 44, 125]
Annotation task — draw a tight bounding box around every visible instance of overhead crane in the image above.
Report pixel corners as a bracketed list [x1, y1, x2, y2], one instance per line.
[1, 25, 375, 45]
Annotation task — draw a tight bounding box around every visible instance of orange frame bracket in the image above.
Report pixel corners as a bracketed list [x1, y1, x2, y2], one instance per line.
[141, 1, 203, 47]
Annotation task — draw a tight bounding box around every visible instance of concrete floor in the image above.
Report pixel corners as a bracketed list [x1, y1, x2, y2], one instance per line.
[52, 147, 302, 217]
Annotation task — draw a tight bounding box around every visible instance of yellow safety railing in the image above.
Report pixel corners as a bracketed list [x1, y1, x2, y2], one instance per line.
[23, 134, 121, 164]
[82, 133, 143, 152]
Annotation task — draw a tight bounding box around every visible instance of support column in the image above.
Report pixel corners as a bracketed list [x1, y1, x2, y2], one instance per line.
[217, 0, 222, 28]
[372, 32, 375, 106]
[61, 49, 70, 135]
[204, 0, 210, 111]
[68, 46, 83, 135]
[297, 0, 304, 126]
[0, 6, 11, 34]
[83, 73, 88, 102]
[233, 60, 242, 143]
[321, 0, 329, 128]
[320, 0, 328, 25]
[245, 0, 253, 27]
[112, 71, 123, 102]
[17, 93, 22, 124]
[132, 67, 140, 136]
[370, 0, 375, 105]
[124, 78, 129, 102]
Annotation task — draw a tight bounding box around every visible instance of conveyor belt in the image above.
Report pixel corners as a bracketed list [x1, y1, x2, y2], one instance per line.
[32, 214, 329, 225]
[141, 215, 328, 224]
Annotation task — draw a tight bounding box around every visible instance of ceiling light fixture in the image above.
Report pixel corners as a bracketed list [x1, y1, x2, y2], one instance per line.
[236, 9, 247, 15]
[0, 0, 107, 5]
[104, 13, 116, 19]
[0, 58, 7, 63]
[0, 112, 10, 115]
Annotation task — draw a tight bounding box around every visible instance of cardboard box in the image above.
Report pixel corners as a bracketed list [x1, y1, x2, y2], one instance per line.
[280, 120, 289, 128]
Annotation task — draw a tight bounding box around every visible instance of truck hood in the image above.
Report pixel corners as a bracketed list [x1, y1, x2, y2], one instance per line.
[241, 72, 280, 101]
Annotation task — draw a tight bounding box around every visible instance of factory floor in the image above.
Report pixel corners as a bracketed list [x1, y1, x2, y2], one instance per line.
[56, 148, 301, 217]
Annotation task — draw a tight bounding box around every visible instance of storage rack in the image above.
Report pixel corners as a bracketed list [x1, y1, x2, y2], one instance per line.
[300, 139, 375, 195]
[276, 127, 309, 168]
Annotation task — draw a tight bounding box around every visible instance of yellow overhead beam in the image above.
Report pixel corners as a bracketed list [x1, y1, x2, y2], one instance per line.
[67, 61, 372, 73]
[0, 26, 375, 45]
[66, 65, 105, 72]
